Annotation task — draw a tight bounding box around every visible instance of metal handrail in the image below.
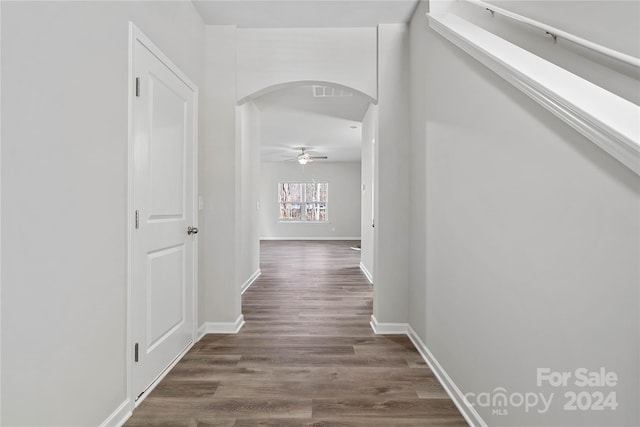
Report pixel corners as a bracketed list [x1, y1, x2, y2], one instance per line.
[462, 0, 640, 69]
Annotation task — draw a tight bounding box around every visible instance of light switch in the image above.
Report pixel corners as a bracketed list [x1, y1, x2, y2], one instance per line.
[198, 195, 204, 211]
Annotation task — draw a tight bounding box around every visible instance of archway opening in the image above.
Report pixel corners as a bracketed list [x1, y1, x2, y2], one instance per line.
[236, 80, 377, 313]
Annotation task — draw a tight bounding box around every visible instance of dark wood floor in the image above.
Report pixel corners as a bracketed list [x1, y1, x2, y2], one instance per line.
[125, 240, 467, 426]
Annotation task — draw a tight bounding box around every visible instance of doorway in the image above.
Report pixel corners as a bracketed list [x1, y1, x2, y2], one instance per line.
[128, 24, 198, 403]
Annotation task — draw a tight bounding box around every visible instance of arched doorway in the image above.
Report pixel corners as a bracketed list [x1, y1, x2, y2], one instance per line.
[236, 80, 377, 311]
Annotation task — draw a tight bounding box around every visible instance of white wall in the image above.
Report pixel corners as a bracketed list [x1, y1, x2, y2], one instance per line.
[236, 102, 261, 289]
[360, 105, 377, 281]
[202, 24, 379, 320]
[1, 2, 205, 425]
[202, 26, 242, 325]
[373, 24, 411, 324]
[408, 7, 429, 340]
[260, 162, 361, 240]
[236, 28, 377, 102]
[410, 1, 639, 425]
[439, 0, 640, 104]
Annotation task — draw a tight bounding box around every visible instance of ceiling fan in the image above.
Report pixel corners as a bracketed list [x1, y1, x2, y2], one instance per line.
[296, 148, 327, 165]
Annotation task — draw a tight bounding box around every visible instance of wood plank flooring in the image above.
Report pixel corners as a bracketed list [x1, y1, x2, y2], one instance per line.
[125, 240, 467, 426]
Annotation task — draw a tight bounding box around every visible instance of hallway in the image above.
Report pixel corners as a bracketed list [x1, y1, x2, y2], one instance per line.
[125, 241, 467, 426]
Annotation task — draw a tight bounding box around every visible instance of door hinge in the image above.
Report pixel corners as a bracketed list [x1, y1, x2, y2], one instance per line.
[135, 77, 140, 97]
[134, 343, 139, 362]
[135, 210, 140, 229]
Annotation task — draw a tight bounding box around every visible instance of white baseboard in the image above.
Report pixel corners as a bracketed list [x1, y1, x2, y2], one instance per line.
[260, 237, 361, 241]
[406, 326, 486, 427]
[359, 262, 373, 284]
[369, 317, 485, 427]
[241, 269, 261, 295]
[99, 399, 131, 427]
[197, 314, 245, 340]
[369, 315, 409, 334]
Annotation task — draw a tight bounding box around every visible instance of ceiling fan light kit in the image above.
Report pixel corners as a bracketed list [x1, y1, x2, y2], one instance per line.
[296, 148, 327, 165]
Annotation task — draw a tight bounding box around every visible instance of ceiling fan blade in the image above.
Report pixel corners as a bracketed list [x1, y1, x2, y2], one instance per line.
[309, 156, 328, 160]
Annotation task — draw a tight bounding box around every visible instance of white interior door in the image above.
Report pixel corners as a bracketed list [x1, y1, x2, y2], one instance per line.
[131, 32, 197, 400]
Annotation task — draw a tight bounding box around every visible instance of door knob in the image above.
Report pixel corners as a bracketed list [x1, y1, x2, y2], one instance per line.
[187, 226, 199, 235]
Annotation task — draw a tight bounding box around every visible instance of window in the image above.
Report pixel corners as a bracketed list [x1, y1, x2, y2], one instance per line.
[278, 182, 328, 222]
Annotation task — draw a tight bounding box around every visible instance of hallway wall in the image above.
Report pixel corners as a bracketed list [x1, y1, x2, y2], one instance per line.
[237, 102, 262, 290]
[259, 162, 361, 240]
[360, 104, 377, 281]
[236, 28, 377, 102]
[0, 2, 205, 425]
[442, 0, 640, 105]
[410, 1, 639, 425]
[4, 1, 635, 426]
[373, 23, 411, 324]
[207, 25, 379, 325]
[202, 25, 242, 326]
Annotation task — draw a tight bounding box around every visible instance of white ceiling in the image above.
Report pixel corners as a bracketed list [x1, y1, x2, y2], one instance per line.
[193, 0, 418, 163]
[255, 84, 370, 162]
[192, 1, 419, 28]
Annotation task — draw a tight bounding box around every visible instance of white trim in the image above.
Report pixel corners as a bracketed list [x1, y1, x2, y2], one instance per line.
[359, 262, 373, 284]
[99, 400, 132, 427]
[427, 13, 640, 176]
[131, 25, 198, 92]
[197, 324, 207, 341]
[368, 317, 487, 426]
[406, 326, 487, 427]
[126, 21, 135, 423]
[127, 22, 199, 418]
[241, 269, 261, 295]
[369, 315, 409, 335]
[0, 3, 3, 422]
[260, 237, 361, 241]
[197, 315, 245, 340]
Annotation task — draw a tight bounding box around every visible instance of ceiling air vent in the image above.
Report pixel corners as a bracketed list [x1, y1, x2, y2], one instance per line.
[312, 85, 353, 98]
